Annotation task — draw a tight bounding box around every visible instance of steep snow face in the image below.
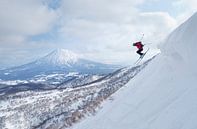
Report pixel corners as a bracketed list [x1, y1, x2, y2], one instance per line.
[40, 49, 79, 66]
[161, 12, 197, 73]
[72, 13, 197, 129]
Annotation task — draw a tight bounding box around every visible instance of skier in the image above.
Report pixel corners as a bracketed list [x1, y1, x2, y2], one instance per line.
[133, 41, 144, 58]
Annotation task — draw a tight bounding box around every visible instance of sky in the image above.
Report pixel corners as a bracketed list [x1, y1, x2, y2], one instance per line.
[0, 0, 197, 69]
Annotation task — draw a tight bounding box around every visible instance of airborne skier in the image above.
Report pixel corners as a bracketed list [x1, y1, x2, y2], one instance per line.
[133, 41, 144, 58]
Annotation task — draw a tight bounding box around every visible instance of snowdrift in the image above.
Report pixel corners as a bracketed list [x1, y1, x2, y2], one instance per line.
[72, 12, 197, 129]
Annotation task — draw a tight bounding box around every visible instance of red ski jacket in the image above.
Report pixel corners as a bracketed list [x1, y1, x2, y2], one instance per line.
[133, 42, 143, 49]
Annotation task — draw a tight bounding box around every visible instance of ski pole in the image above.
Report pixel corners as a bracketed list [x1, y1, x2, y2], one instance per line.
[140, 34, 144, 41]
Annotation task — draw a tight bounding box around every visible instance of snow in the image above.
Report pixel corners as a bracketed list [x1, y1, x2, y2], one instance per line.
[4, 73, 10, 75]
[40, 49, 79, 66]
[0, 48, 118, 80]
[71, 12, 197, 129]
[0, 80, 28, 85]
[0, 62, 148, 129]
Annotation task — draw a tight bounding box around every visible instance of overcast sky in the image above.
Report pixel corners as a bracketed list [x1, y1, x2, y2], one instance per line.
[0, 0, 196, 69]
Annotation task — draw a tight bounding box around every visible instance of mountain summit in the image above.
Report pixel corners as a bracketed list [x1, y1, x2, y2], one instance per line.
[0, 49, 119, 80]
[40, 49, 79, 66]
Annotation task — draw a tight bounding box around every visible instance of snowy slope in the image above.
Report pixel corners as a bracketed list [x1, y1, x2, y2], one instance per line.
[72, 12, 197, 129]
[0, 63, 150, 129]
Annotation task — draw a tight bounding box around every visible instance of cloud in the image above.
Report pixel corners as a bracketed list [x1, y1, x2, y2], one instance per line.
[0, 0, 59, 68]
[0, 0, 58, 44]
[0, 0, 188, 68]
[60, 0, 143, 18]
[172, 0, 197, 24]
[181, 0, 197, 10]
[137, 12, 177, 41]
[58, 1, 177, 63]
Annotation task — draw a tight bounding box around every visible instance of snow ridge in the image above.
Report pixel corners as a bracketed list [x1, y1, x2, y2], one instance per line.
[161, 12, 197, 71]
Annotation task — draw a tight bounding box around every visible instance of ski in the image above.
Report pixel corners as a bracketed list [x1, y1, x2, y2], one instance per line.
[134, 48, 149, 65]
[134, 57, 142, 65]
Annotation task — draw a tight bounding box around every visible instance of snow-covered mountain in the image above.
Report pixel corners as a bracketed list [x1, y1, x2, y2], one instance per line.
[71, 12, 197, 129]
[0, 60, 152, 129]
[41, 49, 79, 66]
[0, 49, 119, 80]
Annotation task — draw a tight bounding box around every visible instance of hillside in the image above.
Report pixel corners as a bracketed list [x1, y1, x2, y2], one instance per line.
[0, 62, 150, 129]
[72, 12, 197, 129]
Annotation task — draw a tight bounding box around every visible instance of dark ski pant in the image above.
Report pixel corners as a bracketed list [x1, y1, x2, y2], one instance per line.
[137, 49, 143, 56]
